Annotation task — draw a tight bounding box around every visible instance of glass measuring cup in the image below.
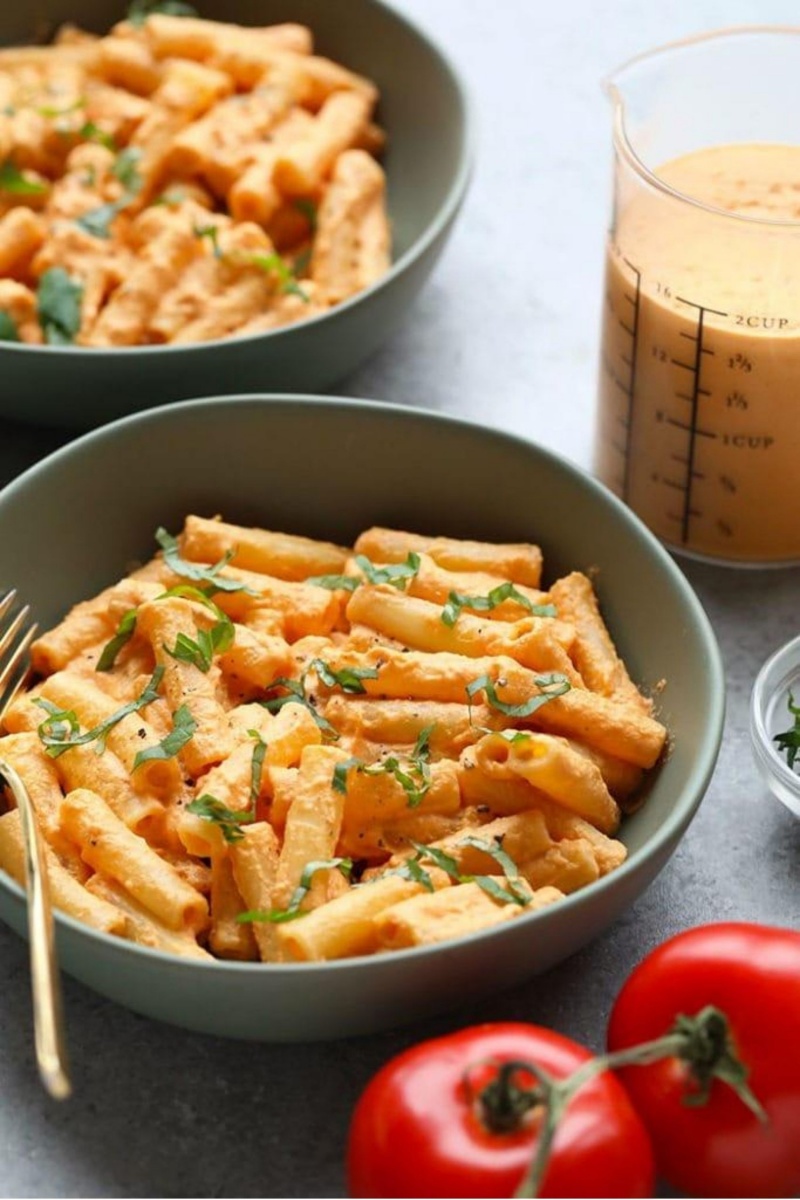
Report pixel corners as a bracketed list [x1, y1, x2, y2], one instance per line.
[594, 28, 800, 566]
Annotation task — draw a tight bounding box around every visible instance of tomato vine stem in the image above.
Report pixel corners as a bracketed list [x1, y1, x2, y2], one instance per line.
[461, 1006, 768, 1198]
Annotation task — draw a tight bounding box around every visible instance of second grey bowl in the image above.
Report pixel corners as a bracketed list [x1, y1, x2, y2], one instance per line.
[0, 0, 472, 428]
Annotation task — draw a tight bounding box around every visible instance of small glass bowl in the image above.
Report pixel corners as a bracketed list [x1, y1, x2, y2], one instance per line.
[751, 633, 800, 818]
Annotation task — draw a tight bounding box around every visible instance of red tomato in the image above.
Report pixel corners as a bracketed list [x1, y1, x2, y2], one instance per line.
[607, 923, 800, 1198]
[347, 1022, 655, 1198]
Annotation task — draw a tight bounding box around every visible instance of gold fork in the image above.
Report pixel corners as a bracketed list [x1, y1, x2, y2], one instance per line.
[0, 589, 71, 1100]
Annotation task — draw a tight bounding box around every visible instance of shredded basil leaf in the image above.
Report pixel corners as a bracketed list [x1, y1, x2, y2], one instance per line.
[38, 98, 85, 119]
[457, 835, 531, 906]
[96, 608, 138, 672]
[76, 199, 127, 239]
[165, 609, 234, 673]
[186, 793, 254, 843]
[472, 873, 529, 906]
[371, 757, 429, 808]
[292, 246, 311, 276]
[311, 658, 379, 695]
[412, 723, 435, 764]
[466, 672, 571, 719]
[332, 725, 434, 805]
[36, 268, 83, 344]
[260, 674, 339, 739]
[155, 527, 259, 596]
[35, 667, 164, 758]
[111, 147, 143, 193]
[132, 703, 196, 771]
[401, 837, 531, 908]
[332, 756, 364, 795]
[237, 857, 353, 923]
[441, 583, 557, 628]
[32, 699, 80, 749]
[248, 730, 268, 803]
[390, 855, 436, 891]
[774, 690, 800, 771]
[0, 161, 48, 195]
[293, 197, 317, 231]
[77, 121, 117, 151]
[152, 186, 187, 207]
[499, 728, 533, 744]
[408, 840, 460, 881]
[194, 223, 222, 258]
[306, 573, 361, 593]
[354, 552, 421, 590]
[77, 148, 142, 238]
[127, 0, 198, 26]
[156, 582, 219, 604]
[0, 311, 20, 342]
[249, 252, 309, 301]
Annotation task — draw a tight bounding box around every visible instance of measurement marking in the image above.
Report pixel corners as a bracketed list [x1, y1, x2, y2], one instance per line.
[661, 479, 687, 492]
[601, 354, 628, 394]
[611, 442, 627, 458]
[620, 259, 642, 503]
[667, 508, 702, 521]
[665, 416, 716, 438]
[679, 331, 698, 342]
[670, 457, 704, 480]
[618, 320, 634, 336]
[678, 386, 711, 400]
[700, 347, 715, 356]
[620, 354, 632, 367]
[680, 301, 713, 544]
[671, 358, 695, 371]
[616, 414, 629, 429]
[676, 297, 729, 318]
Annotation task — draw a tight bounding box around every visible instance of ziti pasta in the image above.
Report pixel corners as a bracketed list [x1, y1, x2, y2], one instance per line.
[0, 518, 668, 962]
[0, 10, 390, 348]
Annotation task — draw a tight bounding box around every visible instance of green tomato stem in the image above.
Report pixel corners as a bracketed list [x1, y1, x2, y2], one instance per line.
[505, 1006, 768, 1198]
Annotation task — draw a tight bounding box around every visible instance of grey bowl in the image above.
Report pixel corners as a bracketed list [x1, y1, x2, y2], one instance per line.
[0, 1, 471, 428]
[0, 395, 725, 1040]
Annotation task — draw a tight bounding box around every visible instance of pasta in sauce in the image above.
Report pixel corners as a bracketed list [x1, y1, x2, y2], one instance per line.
[0, 517, 668, 962]
[0, 14, 390, 347]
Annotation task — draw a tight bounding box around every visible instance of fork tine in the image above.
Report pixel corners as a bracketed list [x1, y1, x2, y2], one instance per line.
[0, 589, 17, 624]
[0, 605, 32, 681]
[0, 627, 38, 716]
[0, 614, 36, 691]
[0, 596, 70, 1099]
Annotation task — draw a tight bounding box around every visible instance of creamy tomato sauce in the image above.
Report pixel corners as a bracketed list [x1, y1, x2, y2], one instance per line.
[596, 143, 800, 564]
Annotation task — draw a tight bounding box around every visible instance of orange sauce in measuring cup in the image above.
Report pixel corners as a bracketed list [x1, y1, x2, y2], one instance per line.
[596, 143, 800, 564]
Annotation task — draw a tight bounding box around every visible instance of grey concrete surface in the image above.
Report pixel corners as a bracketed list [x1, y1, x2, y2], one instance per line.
[1, 1, 800, 1196]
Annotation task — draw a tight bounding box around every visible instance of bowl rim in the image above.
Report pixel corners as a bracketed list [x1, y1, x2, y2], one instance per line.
[0, 393, 726, 975]
[750, 632, 800, 807]
[0, 0, 475, 360]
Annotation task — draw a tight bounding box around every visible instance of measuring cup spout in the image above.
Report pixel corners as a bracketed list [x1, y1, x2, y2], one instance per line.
[600, 73, 621, 112]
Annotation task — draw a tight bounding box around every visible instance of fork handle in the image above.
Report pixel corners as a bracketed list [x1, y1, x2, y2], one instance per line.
[1, 759, 71, 1099]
